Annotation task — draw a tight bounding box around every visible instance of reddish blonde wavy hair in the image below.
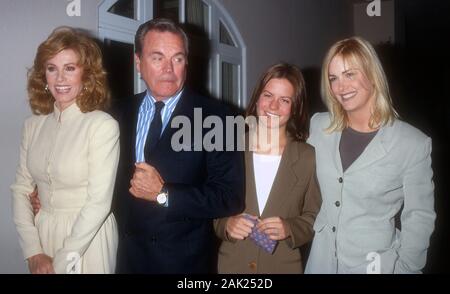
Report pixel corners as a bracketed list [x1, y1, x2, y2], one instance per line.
[27, 27, 110, 114]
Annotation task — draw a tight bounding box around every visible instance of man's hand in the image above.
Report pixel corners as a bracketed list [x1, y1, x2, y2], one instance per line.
[256, 216, 291, 241]
[225, 214, 257, 240]
[27, 253, 55, 274]
[29, 187, 40, 216]
[129, 162, 164, 202]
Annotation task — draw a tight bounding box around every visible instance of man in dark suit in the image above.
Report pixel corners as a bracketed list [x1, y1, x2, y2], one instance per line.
[112, 18, 245, 273]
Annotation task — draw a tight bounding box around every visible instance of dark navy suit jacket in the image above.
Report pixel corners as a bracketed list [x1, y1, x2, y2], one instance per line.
[112, 89, 245, 273]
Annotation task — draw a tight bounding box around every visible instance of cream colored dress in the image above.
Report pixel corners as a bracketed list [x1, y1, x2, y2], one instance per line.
[11, 103, 120, 274]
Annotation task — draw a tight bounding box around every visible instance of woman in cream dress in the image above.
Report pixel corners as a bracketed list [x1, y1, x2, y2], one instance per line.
[11, 27, 119, 274]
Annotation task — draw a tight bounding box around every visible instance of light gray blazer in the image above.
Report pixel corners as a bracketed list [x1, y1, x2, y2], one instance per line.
[305, 112, 435, 274]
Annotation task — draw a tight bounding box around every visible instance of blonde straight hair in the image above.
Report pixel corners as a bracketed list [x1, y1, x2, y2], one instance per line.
[321, 36, 398, 132]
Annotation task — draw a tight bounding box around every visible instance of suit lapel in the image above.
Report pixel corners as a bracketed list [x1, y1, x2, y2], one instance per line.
[153, 89, 194, 152]
[332, 131, 344, 174]
[261, 137, 299, 218]
[244, 149, 261, 216]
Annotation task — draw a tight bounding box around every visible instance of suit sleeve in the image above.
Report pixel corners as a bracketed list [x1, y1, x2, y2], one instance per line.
[285, 149, 322, 249]
[394, 136, 435, 273]
[165, 148, 245, 220]
[52, 117, 120, 274]
[165, 107, 245, 221]
[11, 119, 44, 260]
[213, 217, 237, 243]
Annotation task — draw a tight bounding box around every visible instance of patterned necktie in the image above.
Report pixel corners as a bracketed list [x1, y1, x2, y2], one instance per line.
[144, 101, 165, 156]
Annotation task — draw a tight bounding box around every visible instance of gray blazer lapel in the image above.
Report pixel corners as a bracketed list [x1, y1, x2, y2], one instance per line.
[332, 131, 344, 174]
[344, 122, 396, 174]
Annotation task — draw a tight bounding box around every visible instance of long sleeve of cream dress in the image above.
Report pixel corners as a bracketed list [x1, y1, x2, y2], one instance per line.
[11, 103, 120, 274]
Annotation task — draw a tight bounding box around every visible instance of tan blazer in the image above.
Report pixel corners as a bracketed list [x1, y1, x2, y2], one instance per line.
[214, 137, 322, 274]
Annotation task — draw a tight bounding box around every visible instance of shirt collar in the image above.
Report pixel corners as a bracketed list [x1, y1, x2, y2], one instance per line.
[144, 88, 184, 106]
[52, 102, 82, 122]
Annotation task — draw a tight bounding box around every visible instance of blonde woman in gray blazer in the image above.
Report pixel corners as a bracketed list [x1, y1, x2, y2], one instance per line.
[304, 37, 435, 274]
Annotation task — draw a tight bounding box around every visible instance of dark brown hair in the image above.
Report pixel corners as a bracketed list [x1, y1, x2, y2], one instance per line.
[246, 63, 309, 141]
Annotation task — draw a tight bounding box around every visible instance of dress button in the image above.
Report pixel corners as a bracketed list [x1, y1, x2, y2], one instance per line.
[335, 201, 340, 207]
[332, 226, 336, 232]
[248, 261, 257, 271]
[338, 177, 343, 183]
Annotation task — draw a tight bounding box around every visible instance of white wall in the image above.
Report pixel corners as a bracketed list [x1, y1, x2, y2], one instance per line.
[0, 0, 101, 274]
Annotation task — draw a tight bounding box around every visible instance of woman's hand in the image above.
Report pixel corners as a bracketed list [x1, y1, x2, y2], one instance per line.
[257, 216, 291, 241]
[27, 254, 55, 274]
[29, 187, 41, 216]
[226, 214, 257, 240]
[129, 163, 164, 201]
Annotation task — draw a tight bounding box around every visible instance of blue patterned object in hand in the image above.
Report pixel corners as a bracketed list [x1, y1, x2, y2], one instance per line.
[243, 214, 277, 254]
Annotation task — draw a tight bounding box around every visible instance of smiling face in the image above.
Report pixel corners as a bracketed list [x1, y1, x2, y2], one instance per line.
[256, 78, 293, 132]
[135, 30, 187, 101]
[328, 54, 374, 116]
[45, 49, 83, 111]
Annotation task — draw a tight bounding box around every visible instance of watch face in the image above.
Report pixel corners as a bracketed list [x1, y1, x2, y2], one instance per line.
[157, 193, 167, 204]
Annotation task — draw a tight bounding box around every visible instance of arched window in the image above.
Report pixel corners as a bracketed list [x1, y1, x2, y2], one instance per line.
[98, 0, 246, 107]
